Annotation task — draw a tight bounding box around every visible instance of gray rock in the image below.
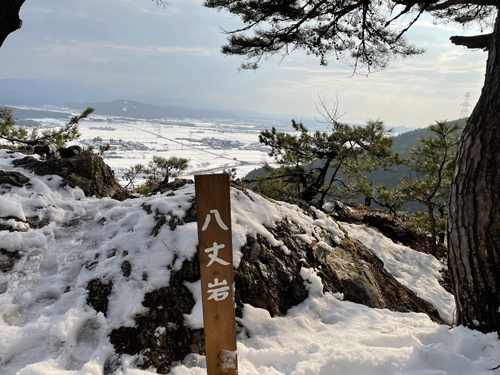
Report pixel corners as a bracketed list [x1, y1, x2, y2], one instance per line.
[0, 170, 29, 187]
[34, 144, 60, 160]
[12, 152, 131, 200]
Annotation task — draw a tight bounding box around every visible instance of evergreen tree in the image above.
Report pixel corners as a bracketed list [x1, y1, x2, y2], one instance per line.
[0, 106, 93, 148]
[122, 164, 146, 191]
[257, 119, 396, 207]
[145, 156, 189, 185]
[397, 121, 461, 255]
[205, 0, 494, 71]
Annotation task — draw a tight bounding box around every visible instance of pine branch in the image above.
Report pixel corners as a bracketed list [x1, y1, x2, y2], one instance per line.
[426, 0, 497, 11]
[450, 33, 492, 50]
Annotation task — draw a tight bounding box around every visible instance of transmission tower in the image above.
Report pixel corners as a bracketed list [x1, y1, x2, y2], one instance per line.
[460, 92, 472, 119]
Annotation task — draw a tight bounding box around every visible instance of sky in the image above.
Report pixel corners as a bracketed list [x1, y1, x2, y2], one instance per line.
[0, 0, 491, 128]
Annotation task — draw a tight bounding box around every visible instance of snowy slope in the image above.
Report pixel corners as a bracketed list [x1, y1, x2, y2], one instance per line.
[340, 222, 455, 324]
[0, 149, 499, 375]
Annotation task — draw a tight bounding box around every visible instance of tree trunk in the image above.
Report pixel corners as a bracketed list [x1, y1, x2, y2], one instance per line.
[438, 206, 445, 244]
[0, 0, 26, 48]
[301, 159, 332, 205]
[448, 10, 500, 334]
[427, 200, 437, 256]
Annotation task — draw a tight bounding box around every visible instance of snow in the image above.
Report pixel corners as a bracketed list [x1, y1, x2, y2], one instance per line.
[72, 119, 274, 180]
[173, 294, 500, 375]
[0, 195, 26, 221]
[340, 222, 456, 324]
[300, 268, 324, 297]
[0, 149, 499, 375]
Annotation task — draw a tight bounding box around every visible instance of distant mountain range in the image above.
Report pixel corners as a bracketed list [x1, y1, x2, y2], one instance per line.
[68, 99, 243, 120]
[0, 79, 281, 120]
[0, 78, 417, 131]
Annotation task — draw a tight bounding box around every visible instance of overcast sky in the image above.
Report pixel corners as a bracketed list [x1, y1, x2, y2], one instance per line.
[0, 0, 490, 128]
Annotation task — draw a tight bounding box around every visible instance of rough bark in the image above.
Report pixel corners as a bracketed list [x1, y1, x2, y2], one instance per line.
[448, 10, 500, 334]
[0, 0, 25, 48]
[450, 33, 493, 51]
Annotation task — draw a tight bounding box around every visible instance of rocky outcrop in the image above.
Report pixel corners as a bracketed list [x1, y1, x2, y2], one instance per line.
[1, 150, 448, 373]
[110, 258, 204, 374]
[328, 201, 438, 255]
[109, 195, 444, 373]
[13, 152, 131, 200]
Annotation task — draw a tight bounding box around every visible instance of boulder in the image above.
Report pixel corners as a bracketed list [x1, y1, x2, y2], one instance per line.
[13, 152, 132, 200]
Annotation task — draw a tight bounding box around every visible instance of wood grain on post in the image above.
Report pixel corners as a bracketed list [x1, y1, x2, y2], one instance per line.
[195, 174, 238, 375]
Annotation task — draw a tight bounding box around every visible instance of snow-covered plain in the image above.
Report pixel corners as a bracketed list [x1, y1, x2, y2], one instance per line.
[1, 149, 500, 375]
[70, 118, 273, 180]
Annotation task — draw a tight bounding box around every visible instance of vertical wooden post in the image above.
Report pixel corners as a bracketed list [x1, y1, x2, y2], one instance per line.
[195, 174, 238, 375]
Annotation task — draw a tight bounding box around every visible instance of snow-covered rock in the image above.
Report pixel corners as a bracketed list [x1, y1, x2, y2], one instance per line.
[2, 149, 498, 375]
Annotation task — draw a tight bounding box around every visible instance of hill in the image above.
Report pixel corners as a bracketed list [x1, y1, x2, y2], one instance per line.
[0, 79, 276, 120]
[11, 108, 73, 120]
[246, 119, 467, 211]
[1, 148, 498, 374]
[68, 99, 243, 120]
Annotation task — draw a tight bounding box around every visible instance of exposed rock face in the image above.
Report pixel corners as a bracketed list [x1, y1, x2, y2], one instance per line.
[0, 249, 21, 272]
[109, 195, 444, 373]
[237, 216, 442, 320]
[328, 201, 437, 255]
[13, 152, 131, 200]
[0, 170, 29, 187]
[110, 259, 204, 374]
[86, 279, 113, 316]
[153, 178, 194, 195]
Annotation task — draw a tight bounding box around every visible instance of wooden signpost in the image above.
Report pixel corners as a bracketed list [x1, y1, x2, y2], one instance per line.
[195, 173, 238, 375]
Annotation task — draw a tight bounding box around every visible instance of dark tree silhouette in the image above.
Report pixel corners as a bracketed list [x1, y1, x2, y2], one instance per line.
[0, 0, 25, 48]
[0, 0, 169, 47]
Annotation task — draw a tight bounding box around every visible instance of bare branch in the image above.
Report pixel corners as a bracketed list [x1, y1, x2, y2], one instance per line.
[314, 93, 346, 125]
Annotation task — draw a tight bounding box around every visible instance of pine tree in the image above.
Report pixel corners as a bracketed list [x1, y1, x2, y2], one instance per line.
[397, 121, 461, 255]
[0, 106, 93, 148]
[145, 156, 189, 185]
[257, 119, 396, 206]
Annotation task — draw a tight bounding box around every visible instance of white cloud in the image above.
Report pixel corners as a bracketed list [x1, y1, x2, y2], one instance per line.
[35, 39, 214, 64]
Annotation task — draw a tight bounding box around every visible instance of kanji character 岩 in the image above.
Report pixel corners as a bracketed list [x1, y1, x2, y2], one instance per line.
[207, 278, 230, 301]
